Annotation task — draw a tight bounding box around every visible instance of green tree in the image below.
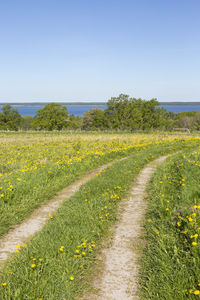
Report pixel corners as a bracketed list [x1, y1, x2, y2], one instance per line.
[67, 115, 82, 130]
[32, 103, 69, 131]
[174, 111, 200, 131]
[82, 108, 109, 130]
[0, 104, 23, 130]
[106, 94, 170, 130]
[22, 116, 34, 131]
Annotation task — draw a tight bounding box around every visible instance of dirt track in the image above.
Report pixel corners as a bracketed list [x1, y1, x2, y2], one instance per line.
[91, 156, 167, 300]
[0, 162, 113, 268]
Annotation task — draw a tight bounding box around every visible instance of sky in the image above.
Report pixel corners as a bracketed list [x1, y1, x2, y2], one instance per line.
[0, 0, 200, 103]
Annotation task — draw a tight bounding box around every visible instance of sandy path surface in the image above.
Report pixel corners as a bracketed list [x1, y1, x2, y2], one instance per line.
[91, 156, 167, 300]
[0, 162, 115, 269]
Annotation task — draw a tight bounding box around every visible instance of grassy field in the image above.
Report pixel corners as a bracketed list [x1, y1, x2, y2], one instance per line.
[140, 148, 200, 299]
[0, 132, 200, 299]
[0, 132, 196, 237]
[0, 132, 161, 237]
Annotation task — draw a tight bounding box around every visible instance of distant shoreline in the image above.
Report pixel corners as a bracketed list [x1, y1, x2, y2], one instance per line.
[0, 102, 107, 107]
[0, 102, 200, 106]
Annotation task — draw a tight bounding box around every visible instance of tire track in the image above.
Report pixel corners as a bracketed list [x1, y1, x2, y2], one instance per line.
[92, 156, 168, 300]
[0, 161, 121, 268]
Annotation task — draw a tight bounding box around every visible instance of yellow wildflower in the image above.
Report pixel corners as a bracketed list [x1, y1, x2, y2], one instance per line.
[194, 290, 200, 295]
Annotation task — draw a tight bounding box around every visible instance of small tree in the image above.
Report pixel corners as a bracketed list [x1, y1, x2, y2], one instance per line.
[0, 104, 23, 130]
[22, 116, 34, 131]
[32, 103, 69, 131]
[67, 115, 82, 130]
[82, 108, 109, 130]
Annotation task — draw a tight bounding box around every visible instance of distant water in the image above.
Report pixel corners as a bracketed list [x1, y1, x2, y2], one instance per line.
[0, 105, 107, 117]
[160, 105, 200, 113]
[0, 104, 200, 117]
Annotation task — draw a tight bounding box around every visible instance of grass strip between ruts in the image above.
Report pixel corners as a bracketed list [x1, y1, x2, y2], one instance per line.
[0, 141, 200, 299]
[140, 148, 200, 300]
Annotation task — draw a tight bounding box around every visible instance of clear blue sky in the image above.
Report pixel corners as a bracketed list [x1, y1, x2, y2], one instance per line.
[0, 0, 200, 102]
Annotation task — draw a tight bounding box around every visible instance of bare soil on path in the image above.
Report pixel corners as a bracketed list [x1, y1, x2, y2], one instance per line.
[90, 156, 167, 300]
[0, 162, 116, 269]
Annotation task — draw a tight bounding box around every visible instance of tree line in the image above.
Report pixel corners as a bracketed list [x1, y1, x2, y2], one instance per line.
[0, 94, 200, 131]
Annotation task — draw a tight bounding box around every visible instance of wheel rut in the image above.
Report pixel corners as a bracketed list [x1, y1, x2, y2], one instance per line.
[0, 161, 117, 268]
[90, 156, 168, 300]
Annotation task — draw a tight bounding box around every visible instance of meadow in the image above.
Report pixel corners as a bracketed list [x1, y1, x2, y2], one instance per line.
[140, 148, 200, 299]
[0, 132, 200, 299]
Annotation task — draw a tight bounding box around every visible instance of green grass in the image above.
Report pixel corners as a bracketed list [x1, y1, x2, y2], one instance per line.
[1, 141, 199, 299]
[0, 143, 150, 237]
[140, 148, 200, 299]
[1, 136, 198, 238]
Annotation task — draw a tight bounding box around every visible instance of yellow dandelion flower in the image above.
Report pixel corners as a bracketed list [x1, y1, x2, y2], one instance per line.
[2, 283, 7, 286]
[194, 290, 200, 295]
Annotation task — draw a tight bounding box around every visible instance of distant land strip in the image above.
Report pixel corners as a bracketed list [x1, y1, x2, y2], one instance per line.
[0, 102, 107, 106]
[0, 102, 200, 106]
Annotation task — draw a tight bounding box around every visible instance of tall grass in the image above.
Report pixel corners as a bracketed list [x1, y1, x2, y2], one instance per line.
[140, 148, 200, 299]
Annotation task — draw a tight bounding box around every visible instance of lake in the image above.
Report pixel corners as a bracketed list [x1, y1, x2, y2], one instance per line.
[0, 104, 200, 117]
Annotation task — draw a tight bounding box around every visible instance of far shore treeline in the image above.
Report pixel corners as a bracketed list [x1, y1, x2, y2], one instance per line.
[0, 94, 200, 131]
